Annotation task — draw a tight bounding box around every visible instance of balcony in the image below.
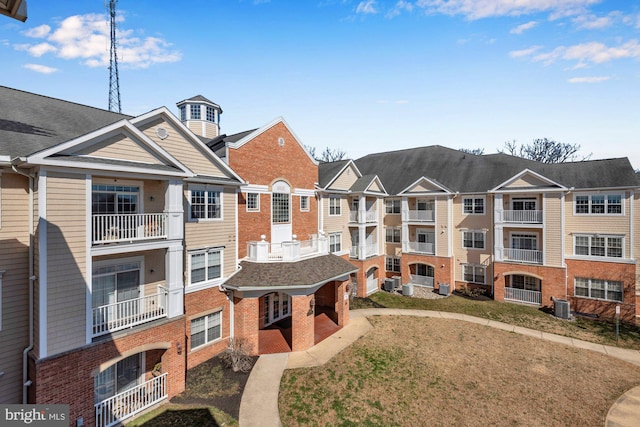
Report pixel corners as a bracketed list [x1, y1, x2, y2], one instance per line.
[502, 248, 543, 264]
[92, 213, 168, 244]
[504, 287, 541, 305]
[92, 287, 168, 337]
[402, 241, 435, 255]
[501, 210, 542, 224]
[349, 210, 378, 224]
[95, 373, 167, 427]
[403, 210, 435, 222]
[246, 235, 328, 262]
[410, 274, 434, 287]
[350, 243, 378, 259]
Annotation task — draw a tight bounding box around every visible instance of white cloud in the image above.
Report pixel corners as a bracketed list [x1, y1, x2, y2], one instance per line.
[509, 45, 542, 58]
[23, 24, 51, 38]
[356, 0, 377, 14]
[572, 12, 620, 29]
[414, 0, 600, 20]
[14, 13, 181, 69]
[23, 63, 59, 74]
[510, 21, 538, 35]
[386, 0, 414, 18]
[527, 40, 640, 66]
[568, 76, 610, 83]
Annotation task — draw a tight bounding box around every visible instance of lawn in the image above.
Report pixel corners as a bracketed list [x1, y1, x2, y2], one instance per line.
[352, 291, 640, 350]
[279, 316, 640, 427]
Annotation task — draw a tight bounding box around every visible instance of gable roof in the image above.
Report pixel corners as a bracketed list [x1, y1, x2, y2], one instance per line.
[350, 174, 387, 194]
[0, 86, 129, 159]
[175, 94, 222, 112]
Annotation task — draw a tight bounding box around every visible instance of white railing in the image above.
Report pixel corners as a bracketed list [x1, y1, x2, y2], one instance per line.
[92, 288, 167, 337]
[410, 274, 434, 287]
[365, 243, 377, 256]
[403, 241, 435, 254]
[247, 236, 327, 262]
[504, 287, 542, 305]
[95, 373, 167, 427]
[404, 210, 435, 222]
[502, 210, 542, 223]
[366, 278, 378, 294]
[502, 248, 543, 264]
[93, 213, 168, 244]
[349, 211, 358, 222]
[349, 244, 378, 259]
[349, 211, 378, 223]
[365, 210, 377, 222]
[350, 245, 359, 258]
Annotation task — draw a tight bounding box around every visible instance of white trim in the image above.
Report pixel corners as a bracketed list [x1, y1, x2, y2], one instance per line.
[243, 184, 270, 194]
[509, 231, 539, 250]
[328, 195, 342, 216]
[85, 174, 92, 344]
[572, 191, 625, 216]
[187, 247, 224, 288]
[384, 198, 401, 215]
[235, 189, 239, 276]
[227, 117, 319, 165]
[630, 191, 634, 260]
[262, 292, 292, 327]
[461, 229, 486, 250]
[245, 192, 260, 212]
[489, 168, 567, 193]
[398, 176, 453, 195]
[299, 195, 310, 212]
[574, 277, 624, 303]
[187, 184, 224, 222]
[38, 170, 47, 357]
[572, 233, 625, 259]
[543, 194, 547, 266]
[461, 263, 486, 285]
[322, 160, 362, 190]
[462, 195, 486, 215]
[189, 310, 224, 351]
[293, 188, 316, 197]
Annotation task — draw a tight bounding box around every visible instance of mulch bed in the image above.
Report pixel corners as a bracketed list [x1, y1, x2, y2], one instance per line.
[170, 354, 257, 420]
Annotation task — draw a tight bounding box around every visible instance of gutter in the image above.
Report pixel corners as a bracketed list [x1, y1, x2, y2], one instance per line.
[11, 165, 35, 404]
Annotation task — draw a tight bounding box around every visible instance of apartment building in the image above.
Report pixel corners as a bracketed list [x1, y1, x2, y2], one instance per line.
[321, 146, 639, 322]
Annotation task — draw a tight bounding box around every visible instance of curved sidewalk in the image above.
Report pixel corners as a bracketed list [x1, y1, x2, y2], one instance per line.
[239, 308, 640, 427]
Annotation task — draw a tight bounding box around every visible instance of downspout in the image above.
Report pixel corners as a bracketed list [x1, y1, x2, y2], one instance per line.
[12, 165, 35, 404]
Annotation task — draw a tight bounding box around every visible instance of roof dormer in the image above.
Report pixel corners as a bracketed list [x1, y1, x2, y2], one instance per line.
[176, 95, 222, 138]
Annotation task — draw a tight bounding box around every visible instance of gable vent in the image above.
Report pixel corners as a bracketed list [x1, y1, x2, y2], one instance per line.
[156, 127, 169, 140]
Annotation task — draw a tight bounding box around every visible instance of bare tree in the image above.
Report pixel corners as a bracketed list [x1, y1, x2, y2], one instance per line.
[304, 145, 347, 162]
[500, 138, 592, 163]
[459, 147, 485, 155]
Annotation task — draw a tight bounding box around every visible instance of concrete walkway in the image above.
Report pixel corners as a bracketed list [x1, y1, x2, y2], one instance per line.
[238, 309, 640, 427]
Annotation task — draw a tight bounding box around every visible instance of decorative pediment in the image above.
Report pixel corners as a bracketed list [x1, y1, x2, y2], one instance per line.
[325, 161, 362, 191]
[491, 169, 567, 193]
[399, 177, 452, 195]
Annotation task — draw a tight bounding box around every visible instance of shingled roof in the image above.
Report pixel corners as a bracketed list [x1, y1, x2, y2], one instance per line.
[223, 254, 358, 290]
[0, 86, 129, 159]
[318, 160, 350, 188]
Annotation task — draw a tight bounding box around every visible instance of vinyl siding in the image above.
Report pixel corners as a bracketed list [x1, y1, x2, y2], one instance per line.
[329, 165, 358, 190]
[565, 192, 632, 258]
[504, 174, 550, 189]
[74, 134, 161, 164]
[0, 171, 30, 403]
[46, 172, 87, 356]
[543, 194, 563, 267]
[141, 119, 228, 178]
[435, 196, 449, 256]
[452, 195, 492, 282]
[322, 195, 349, 234]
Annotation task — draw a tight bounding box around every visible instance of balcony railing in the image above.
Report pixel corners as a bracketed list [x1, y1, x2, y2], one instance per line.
[410, 274, 434, 287]
[501, 210, 542, 224]
[403, 210, 435, 222]
[247, 235, 328, 262]
[95, 373, 167, 427]
[350, 244, 378, 259]
[402, 241, 435, 255]
[92, 287, 167, 337]
[504, 287, 542, 305]
[93, 213, 168, 244]
[502, 248, 543, 264]
[349, 210, 378, 223]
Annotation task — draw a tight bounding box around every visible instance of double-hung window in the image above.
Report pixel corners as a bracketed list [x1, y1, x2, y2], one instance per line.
[574, 235, 623, 258]
[575, 278, 623, 302]
[329, 232, 342, 253]
[300, 195, 310, 211]
[190, 248, 222, 285]
[462, 230, 485, 249]
[463, 264, 485, 284]
[246, 193, 259, 212]
[329, 196, 341, 216]
[575, 194, 623, 215]
[190, 311, 222, 350]
[385, 199, 401, 214]
[190, 186, 221, 220]
[463, 197, 484, 214]
[386, 256, 401, 272]
[386, 227, 401, 243]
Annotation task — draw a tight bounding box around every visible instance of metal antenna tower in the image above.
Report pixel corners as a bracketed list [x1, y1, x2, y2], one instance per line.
[107, 0, 121, 113]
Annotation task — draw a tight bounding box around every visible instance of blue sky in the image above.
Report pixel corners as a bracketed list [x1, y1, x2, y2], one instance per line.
[1, 0, 639, 168]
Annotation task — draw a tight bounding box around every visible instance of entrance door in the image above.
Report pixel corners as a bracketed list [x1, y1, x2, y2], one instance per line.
[92, 261, 141, 328]
[271, 181, 292, 244]
[416, 229, 435, 254]
[263, 292, 292, 326]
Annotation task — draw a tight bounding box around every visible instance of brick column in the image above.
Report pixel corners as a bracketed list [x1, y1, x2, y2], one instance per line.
[234, 296, 259, 355]
[291, 294, 315, 351]
[336, 279, 350, 326]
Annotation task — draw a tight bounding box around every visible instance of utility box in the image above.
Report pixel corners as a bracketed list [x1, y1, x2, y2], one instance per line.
[402, 283, 414, 297]
[554, 299, 571, 319]
[439, 283, 450, 296]
[392, 276, 402, 288]
[383, 279, 395, 292]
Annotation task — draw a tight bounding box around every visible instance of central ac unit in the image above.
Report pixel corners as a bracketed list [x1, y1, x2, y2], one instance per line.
[439, 283, 450, 296]
[554, 299, 571, 320]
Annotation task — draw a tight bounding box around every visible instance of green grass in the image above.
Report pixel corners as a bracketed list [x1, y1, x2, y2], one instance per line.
[351, 292, 640, 349]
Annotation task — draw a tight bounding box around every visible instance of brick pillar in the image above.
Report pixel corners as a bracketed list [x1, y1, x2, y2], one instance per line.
[234, 296, 259, 355]
[336, 279, 350, 327]
[291, 294, 315, 351]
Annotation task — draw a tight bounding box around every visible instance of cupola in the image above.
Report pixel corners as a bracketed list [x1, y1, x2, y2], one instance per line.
[176, 95, 222, 138]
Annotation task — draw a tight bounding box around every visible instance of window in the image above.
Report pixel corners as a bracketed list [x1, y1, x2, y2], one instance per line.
[179, 106, 186, 121]
[386, 227, 401, 243]
[575, 278, 623, 302]
[512, 198, 536, 210]
[92, 184, 139, 215]
[463, 264, 485, 284]
[510, 275, 540, 291]
[386, 256, 401, 272]
[329, 232, 342, 253]
[574, 235, 623, 258]
[190, 187, 221, 220]
[190, 249, 222, 285]
[300, 195, 309, 211]
[385, 199, 401, 214]
[264, 292, 291, 326]
[462, 230, 485, 249]
[92, 260, 141, 311]
[272, 192, 290, 223]
[575, 194, 623, 215]
[190, 104, 201, 120]
[463, 197, 484, 214]
[246, 193, 259, 212]
[511, 233, 537, 250]
[329, 196, 341, 216]
[416, 264, 434, 277]
[190, 311, 222, 350]
[206, 106, 216, 123]
[94, 353, 142, 404]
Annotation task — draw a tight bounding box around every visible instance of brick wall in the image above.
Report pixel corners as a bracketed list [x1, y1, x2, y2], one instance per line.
[493, 262, 566, 309]
[346, 255, 385, 297]
[400, 254, 454, 292]
[32, 318, 186, 427]
[233, 296, 259, 355]
[291, 294, 315, 351]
